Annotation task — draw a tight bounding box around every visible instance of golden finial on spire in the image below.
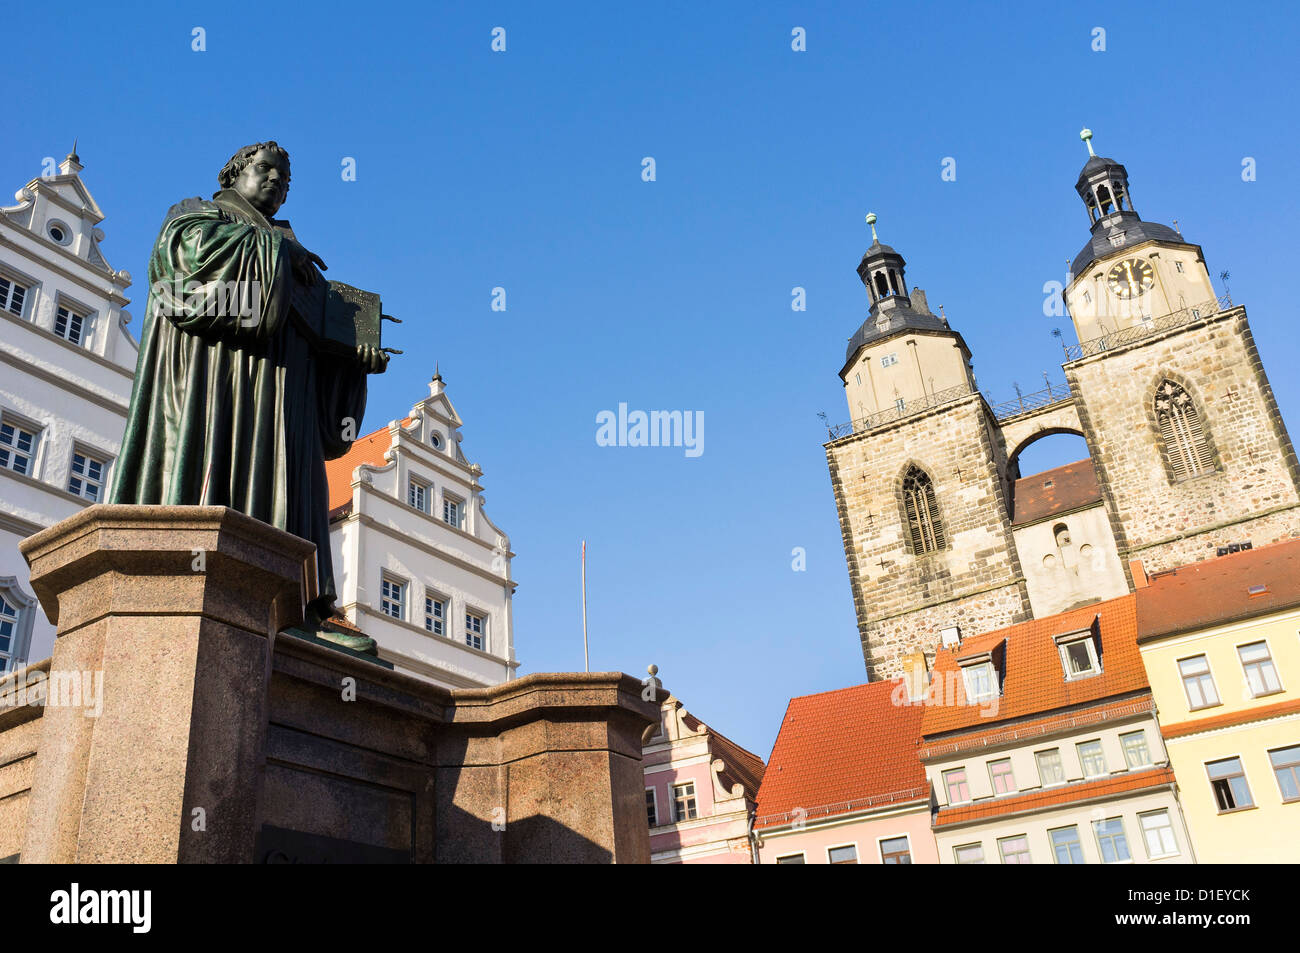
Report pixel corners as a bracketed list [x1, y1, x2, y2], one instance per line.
[1080, 128, 1096, 157]
[866, 212, 879, 243]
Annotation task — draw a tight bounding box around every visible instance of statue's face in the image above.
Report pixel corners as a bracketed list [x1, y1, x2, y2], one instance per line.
[232, 148, 289, 216]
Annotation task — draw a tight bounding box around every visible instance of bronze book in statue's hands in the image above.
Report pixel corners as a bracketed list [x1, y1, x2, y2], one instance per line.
[291, 278, 387, 357]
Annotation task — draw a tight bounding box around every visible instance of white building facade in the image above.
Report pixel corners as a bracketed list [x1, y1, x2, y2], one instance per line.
[0, 150, 136, 671]
[326, 373, 518, 687]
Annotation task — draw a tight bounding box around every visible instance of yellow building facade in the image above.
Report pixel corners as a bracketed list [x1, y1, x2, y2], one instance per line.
[1136, 548, 1300, 863]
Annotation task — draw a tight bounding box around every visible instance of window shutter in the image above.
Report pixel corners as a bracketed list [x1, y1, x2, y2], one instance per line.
[1155, 381, 1213, 480]
[903, 467, 944, 554]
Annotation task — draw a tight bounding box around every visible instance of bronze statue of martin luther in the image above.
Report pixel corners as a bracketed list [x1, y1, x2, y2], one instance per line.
[110, 141, 392, 636]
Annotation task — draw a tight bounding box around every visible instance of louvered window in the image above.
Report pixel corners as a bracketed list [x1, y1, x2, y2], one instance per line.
[902, 466, 944, 553]
[1154, 380, 1214, 480]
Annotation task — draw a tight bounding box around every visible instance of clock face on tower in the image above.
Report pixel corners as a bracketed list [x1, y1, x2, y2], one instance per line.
[1107, 257, 1155, 298]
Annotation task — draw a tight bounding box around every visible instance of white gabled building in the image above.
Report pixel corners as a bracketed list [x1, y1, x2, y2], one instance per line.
[0, 149, 136, 672]
[325, 371, 518, 687]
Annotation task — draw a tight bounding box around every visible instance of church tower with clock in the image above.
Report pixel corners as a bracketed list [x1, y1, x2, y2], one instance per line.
[826, 130, 1300, 681]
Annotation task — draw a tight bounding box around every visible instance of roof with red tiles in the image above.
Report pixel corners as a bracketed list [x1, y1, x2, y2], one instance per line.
[934, 767, 1175, 827]
[1161, 697, 1300, 740]
[920, 593, 1148, 738]
[323, 422, 402, 512]
[1010, 458, 1103, 526]
[754, 679, 928, 830]
[1137, 536, 1300, 643]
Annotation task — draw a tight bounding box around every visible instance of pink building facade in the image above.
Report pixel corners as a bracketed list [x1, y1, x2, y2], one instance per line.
[642, 694, 765, 864]
[754, 678, 940, 864]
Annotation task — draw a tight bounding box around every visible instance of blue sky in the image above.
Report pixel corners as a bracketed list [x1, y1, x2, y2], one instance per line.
[5, 1, 1298, 758]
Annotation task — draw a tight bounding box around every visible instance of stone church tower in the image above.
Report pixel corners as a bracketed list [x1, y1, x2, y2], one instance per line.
[827, 133, 1300, 680]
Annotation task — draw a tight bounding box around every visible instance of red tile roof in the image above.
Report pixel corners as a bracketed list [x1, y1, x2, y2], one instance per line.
[1137, 537, 1300, 642]
[323, 422, 400, 512]
[754, 679, 928, 830]
[934, 767, 1175, 827]
[1161, 697, 1300, 740]
[920, 594, 1147, 738]
[1011, 459, 1103, 526]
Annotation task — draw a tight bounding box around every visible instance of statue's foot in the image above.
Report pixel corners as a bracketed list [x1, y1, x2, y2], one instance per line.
[302, 599, 379, 656]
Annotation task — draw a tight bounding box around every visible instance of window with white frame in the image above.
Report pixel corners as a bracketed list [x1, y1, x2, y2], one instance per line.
[1093, 817, 1131, 863]
[1269, 745, 1300, 803]
[775, 853, 805, 864]
[879, 353, 899, 368]
[672, 781, 697, 822]
[1138, 810, 1179, 858]
[879, 836, 911, 864]
[1077, 739, 1107, 778]
[380, 577, 405, 619]
[465, 610, 485, 651]
[942, 767, 970, 804]
[894, 397, 906, 413]
[1120, 730, 1151, 769]
[1049, 826, 1085, 864]
[1237, 641, 1282, 697]
[442, 493, 464, 529]
[953, 843, 985, 864]
[1036, 748, 1066, 786]
[827, 844, 858, 864]
[998, 835, 1032, 864]
[67, 450, 107, 501]
[424, 594, 445, 635]
[988, 758, 1015, 795]
[54, 305, 86, 345]
[0, 595, 20, 673]
[0, 418, 39, 477]
[408, 478, 430, 513]
[1057, 631, 1101, 679]
[1179, 654, 1220, 710]
[1206, 756, 1253, 812]
[645, 788, 657, 827]
[0, 275, 27, 316]
[1174, 261, 1185, 273]
[961, 661, 998, 702]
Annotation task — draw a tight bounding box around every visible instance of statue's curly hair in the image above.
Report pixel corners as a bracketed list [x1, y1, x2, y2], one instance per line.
[217, 141, 291, 194]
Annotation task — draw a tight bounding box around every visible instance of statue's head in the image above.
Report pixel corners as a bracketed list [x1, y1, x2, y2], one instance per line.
[219, 141, 291, 217]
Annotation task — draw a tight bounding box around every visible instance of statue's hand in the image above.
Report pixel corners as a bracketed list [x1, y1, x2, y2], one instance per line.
[283, 237, 327, 285]
[357, 343, 389, 374]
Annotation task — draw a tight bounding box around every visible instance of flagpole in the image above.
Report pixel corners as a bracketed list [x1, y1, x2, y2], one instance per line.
[581, 540, 589, 673]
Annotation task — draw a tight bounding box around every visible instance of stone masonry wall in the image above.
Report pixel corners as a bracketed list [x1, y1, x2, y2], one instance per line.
[1067, 307, 1300, 573]
[827, 394, 1030, 679]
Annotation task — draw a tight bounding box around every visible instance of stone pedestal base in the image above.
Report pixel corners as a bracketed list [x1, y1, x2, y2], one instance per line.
[4, 505, 657, 864]
[18, 505, 314, 863]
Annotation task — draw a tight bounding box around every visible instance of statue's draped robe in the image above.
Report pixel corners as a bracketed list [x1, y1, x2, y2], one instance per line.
[109, 189, 367, 611]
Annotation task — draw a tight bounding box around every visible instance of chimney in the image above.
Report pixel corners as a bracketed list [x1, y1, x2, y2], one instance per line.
[909, 287, 931, 314]
[1129, 559, 1149, 589]
[901, 651, 929, 703]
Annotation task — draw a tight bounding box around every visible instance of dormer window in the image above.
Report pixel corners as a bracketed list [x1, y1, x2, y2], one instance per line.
[1055, 627, 1102, 680]
[961, 659, 999, 702]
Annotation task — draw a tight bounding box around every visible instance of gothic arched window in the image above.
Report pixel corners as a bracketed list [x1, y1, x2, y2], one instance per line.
[1155, 380, 1215, 480]
[902, 466, 945, 554]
